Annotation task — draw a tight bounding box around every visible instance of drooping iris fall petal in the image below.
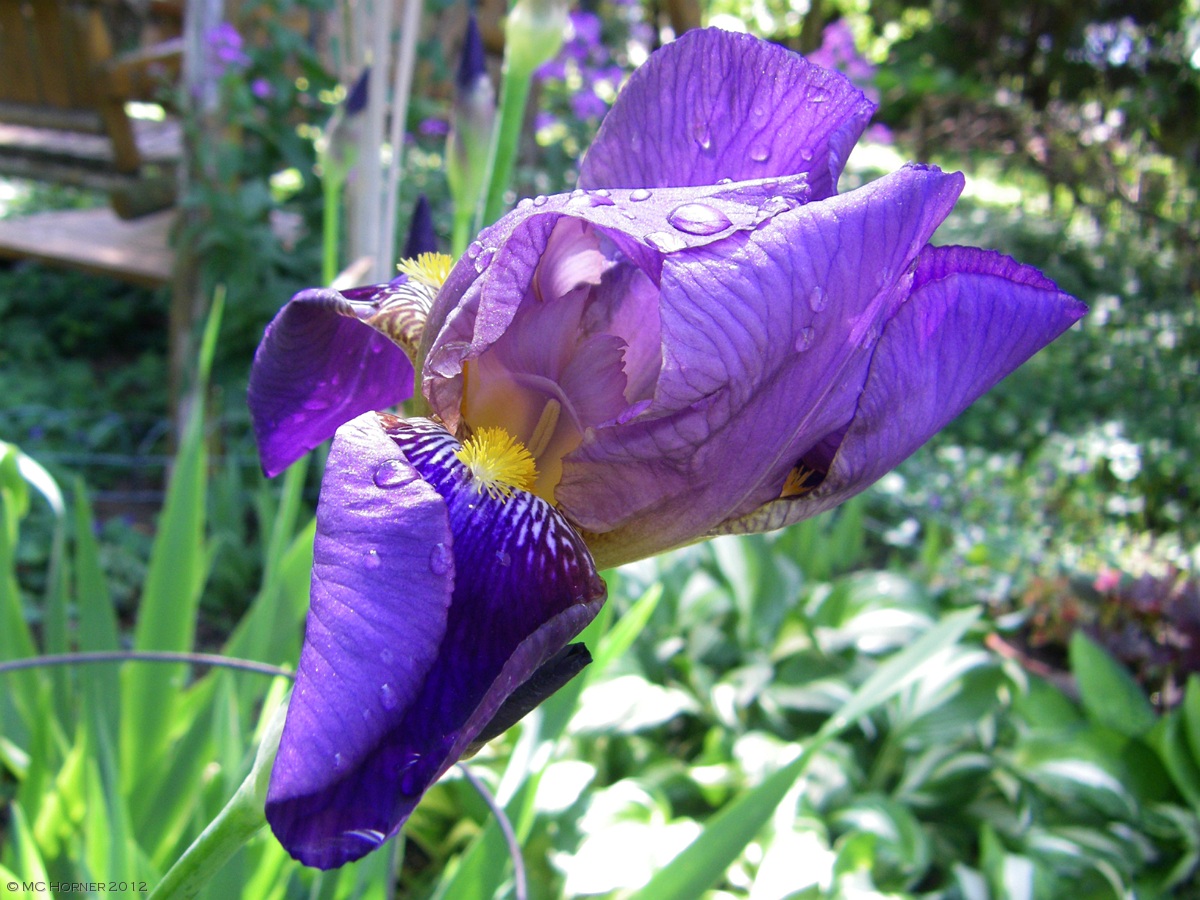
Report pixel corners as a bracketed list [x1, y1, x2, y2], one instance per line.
[265, 414, 605, 869]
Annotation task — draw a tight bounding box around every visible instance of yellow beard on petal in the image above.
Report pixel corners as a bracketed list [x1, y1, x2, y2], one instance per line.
[456, 427, 539, 499]
[397, 252, 454, 291]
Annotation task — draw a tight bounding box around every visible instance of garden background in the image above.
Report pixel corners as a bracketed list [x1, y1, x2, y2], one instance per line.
[1, 0, 1199, 897]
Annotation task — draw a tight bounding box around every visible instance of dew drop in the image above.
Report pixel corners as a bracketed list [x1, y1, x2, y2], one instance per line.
[365, 548, 382, 570]
[749, 143, 771, 163]
[380, 648, 394, 665]
[645, 231, 687, 253]
[373, 459, 410, 489]
[594, 188, 611, 197]
[532, 194, 549, 207]
[333, 752, 344, 769]
[398, 754, 422, 795]
[473, 246, 495, 273]
[301, 396, 331, 411]
[570, 187, 586, 198]
[429, 542, 452, 576]
[794, 326, 816, 352]
[629, 188, 652, 202]
[667, 202, 732, 236]
[692, 121, 712, 149]
[379, 682, 398, 710]
[808, 286, 829, 312]
[466, 240, 483, 260]
[568, 191, 615, 208]
[517, 197, 533, 209]
[496, 550, 512, 567]
[717, 177, 733, 185]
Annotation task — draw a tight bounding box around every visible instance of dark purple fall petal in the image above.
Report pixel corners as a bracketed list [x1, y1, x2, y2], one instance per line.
[248, 286, 417, 477]
[266, 415, 605, 869]
[578, 28, 875, 199]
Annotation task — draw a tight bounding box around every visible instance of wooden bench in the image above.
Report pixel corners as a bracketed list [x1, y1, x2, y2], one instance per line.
[0, 0, 182, 284]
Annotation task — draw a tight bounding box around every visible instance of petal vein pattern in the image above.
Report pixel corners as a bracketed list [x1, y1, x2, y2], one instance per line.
[266, 415, 605, 869]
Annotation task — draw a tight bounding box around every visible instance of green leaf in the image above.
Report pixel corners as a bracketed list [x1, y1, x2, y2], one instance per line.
[120, 294, 223, 789]
[1069, 632, 1156, 737]
[1183, 674, 1200, 766]
[626, 607, 980, 900]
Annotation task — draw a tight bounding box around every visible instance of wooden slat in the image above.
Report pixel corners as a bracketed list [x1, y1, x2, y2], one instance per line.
[0, 0, 42, 104]
[28, 0, 75, 108]
[0, 206, 173, 286]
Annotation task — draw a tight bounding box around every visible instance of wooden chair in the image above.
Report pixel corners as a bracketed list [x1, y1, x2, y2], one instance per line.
[0, 0, 183, 217]
[0, 0, 183, 285]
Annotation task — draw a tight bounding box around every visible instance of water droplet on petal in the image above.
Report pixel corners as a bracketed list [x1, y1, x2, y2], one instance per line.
[717, 177, 733, 185]
[594, 188, 611, 197]
[568, 191, 615, 208]
[517, 197, 533, 209]
[466, 241, 483, 260]
[629, 188, 652, 202]
[398, 754, 422, 794]
[333, 752, 344, 769]
[380, 648, 394, 665]
[532, 194, 549, 207]
[794, 326, 816, 352]
[749, 143, 771, 163]
[496, 550, 511, 567]
[570, 188, 586, 198]
[693, 121, 712, 149]
[365, 548, 382, 569]
[645, 231, 687, 253]
[380, 683, 398, 710]
[373, 459, 410, 489]
[429, 542, 452, 576]
[667, 202, 733, 236]
[302, 397, 331, 411]
[808, 286, 829, 312]
[473, 247, 495, 273]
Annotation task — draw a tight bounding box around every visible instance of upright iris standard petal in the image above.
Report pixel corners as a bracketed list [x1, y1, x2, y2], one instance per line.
[578, 28, 875, 198]
[266, 414, 605, 869]
[710, 245, 1089, 536]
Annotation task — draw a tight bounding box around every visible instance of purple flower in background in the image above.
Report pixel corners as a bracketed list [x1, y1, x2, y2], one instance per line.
[249, 28, 1085, 869]
[809, 19, 878, 103]
[204, 21, 250, 75]
[250, 78, 272, 99]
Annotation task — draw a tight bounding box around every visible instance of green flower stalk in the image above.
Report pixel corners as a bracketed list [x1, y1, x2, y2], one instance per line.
[448, 17, 497, 257]
[479, 0, 567, 228]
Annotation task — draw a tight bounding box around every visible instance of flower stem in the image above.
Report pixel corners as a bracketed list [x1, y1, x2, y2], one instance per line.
[147, 775, 266, 900]
[479, 59, 535, 229]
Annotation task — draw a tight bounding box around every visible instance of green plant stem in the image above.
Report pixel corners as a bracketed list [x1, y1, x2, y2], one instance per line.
[148, 774, 266, 900]
[479, 60, 535, 230]
[322, 169, 345, 285]
[451, 208, 475, 260]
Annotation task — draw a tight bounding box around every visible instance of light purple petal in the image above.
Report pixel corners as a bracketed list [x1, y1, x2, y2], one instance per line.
[249, 286, 416, 477]
[710, 245, 1087, 536]
[579, 28, 875, 200]
[267, 413, 452, 864]
[266, 416, 605, 869]
[421, 174, 812, 431]
[556, 165, 966, 567]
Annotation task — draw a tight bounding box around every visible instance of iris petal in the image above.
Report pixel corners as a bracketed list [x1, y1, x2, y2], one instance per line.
[579, 28, 875, 199]
[249, 283, 422, 476]
[266, 415, 605, 869]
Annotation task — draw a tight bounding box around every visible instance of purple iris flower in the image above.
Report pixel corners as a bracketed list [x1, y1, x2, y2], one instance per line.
[249, 28, 1085, 869]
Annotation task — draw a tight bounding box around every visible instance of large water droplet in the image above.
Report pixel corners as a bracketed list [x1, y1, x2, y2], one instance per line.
[517, 197, 533, 209]
[429, 542, 452, 576]
[645, 231, 687, 253]
[667, 202, 733, 236]
[373, 459, 410, 489]
[466, 240, 483, 260]
[594, 188, 611, 197]
[629, 188, 652, 202]
[473, 247, 495, 273]
[808, 286, 829, 312]
[380, 683, 398, 710]
[532, 194, 549, 207]
[568, 191, 615, 208]
[794, 326, 816, 352]
[749, 143, 771, 163]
